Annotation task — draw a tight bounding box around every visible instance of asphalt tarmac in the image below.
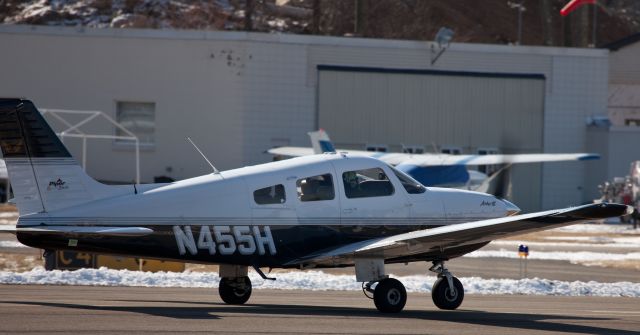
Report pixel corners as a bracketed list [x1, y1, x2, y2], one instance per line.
[0, 285, 638, 335]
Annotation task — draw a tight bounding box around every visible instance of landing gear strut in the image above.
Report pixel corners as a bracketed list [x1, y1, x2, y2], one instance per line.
[429, 261, 464, 310]
[218, 276, 252, 305]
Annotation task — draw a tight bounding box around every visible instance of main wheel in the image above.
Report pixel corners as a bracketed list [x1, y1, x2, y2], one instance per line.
[373, 278, 407, 313]
[219, 276, 252, 305]
[431, 276, 464, 310]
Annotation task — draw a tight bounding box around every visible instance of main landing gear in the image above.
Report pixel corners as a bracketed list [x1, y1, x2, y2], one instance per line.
[219, 276, 252, 304]
[359, 259, 464, 313]
[429, 260, 464, 310]
[363, 278, 407, 313]
[218, 265, 252, 305]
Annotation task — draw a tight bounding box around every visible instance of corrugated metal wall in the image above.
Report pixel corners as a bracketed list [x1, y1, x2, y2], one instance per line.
[610, 43, 640, 84]
[317, 67, 545, 210]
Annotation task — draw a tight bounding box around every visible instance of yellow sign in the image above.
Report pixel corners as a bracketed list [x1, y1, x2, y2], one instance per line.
[97, 255, 185, 272]
[52, 251, 185, 272]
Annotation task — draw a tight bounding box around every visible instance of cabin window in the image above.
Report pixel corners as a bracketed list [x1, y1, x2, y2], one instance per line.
[253, 184, 286, 205]
[389, 166, 426, 194]
[296, 174, 335, 202]
[342, 168, 394, 198]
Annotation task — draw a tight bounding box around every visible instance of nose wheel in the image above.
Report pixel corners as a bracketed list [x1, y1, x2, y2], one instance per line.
[219, 276, 252, 304]
[429, 261, 464, 310]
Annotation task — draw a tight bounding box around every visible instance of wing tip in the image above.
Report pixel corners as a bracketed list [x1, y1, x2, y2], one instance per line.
[578, 154, 600, 161]
[568, 202, 633, 219]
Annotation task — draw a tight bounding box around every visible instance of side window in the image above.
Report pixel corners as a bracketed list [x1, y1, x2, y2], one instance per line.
[253, 184, 285, 205]
[297, 174, 335, 202]
[342, 168, 394, 199]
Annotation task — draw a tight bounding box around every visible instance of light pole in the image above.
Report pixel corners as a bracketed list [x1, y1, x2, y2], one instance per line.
[508, 1, 526, 45]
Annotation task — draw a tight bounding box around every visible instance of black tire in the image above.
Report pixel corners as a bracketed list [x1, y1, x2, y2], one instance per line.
[373, 278, 407, 313]
[219, 276, 252, 305]
[431, 276, 464, 310]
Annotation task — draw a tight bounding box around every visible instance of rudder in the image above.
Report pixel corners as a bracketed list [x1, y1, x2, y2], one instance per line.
[0, 99, 122, 215]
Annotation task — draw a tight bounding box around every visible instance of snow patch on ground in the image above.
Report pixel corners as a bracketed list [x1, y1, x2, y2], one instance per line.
[466, 249, 640, 263]
[0, 241, 27, 248]
[0, 267, 638, 297]
[552, 224, 640, 235]
[490, 238, 640, 249]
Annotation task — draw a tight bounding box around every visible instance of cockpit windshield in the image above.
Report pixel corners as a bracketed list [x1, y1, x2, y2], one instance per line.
[389, 165, 426, 194]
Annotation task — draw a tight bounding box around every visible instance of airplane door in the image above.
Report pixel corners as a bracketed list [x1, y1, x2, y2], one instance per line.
[335, 164, 411, 226]
[250, 182, 296, 226]
[294, 162, 341, 226]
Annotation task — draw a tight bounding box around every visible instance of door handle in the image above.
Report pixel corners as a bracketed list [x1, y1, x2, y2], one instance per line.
[343, 208, 356, 214]
[405, 203, 413, 207]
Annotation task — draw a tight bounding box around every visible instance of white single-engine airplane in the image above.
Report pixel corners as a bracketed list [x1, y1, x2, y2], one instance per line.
[0, 99, 630, 313]
[268, 130, 600, 192]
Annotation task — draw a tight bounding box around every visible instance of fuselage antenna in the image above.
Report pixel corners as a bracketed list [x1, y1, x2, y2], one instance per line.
[187, 137, 220, 174]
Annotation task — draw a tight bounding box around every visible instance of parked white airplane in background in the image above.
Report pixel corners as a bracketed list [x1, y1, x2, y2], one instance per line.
[0, 99, 629, 313]
[268, 130, 600, 193]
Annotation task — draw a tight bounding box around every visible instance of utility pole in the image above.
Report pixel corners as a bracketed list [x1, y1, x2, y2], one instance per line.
[245, 0, 255, 31]
[591, 3, 598, 47]
[354, 0, 368, 36]
[539, 0, 555, 46]
[312, 0, 321, 34]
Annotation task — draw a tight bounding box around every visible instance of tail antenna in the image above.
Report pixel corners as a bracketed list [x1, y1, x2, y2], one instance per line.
[186, 137, 220, 174]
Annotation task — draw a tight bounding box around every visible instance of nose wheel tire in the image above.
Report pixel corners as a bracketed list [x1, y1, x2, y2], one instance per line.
[219, 276, 252, 305]
[431, 276, 464, 310]
[373, 278, 407, 313]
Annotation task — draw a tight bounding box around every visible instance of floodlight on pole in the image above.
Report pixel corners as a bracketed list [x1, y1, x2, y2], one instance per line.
[507, 1, 526, 45]
[431, 27, 454, 65]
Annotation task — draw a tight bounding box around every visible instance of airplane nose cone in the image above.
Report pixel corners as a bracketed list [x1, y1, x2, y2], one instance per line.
[502, 199, 521, 216]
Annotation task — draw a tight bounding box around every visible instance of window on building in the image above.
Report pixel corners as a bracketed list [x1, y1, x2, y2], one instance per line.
[625, 119, 640, 126]
[477, 147, 499, 175]
[297, 174, 334, 202]
[365, 144, 388, 152]
[253, 184, 286, 205]
[342, 168, 394, 198]
[402, 145, 425, 154]
[441, 146, 462, 155]
[116, 102, 155, 145]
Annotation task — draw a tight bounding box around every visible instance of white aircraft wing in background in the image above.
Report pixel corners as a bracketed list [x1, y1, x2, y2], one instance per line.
[266, 129, 600, 192]
[267, 129, 599, 166]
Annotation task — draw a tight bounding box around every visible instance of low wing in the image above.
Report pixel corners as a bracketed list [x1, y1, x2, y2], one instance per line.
[286, 203, 630, 268]
[0, 225, 153, 237]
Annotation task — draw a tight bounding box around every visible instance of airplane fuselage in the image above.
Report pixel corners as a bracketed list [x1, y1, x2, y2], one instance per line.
[16, 154, 515, 268]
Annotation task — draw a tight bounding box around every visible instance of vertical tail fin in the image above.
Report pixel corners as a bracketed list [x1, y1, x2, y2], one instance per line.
[0, 99, 123, 215]
[308, 129, 335, 154]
